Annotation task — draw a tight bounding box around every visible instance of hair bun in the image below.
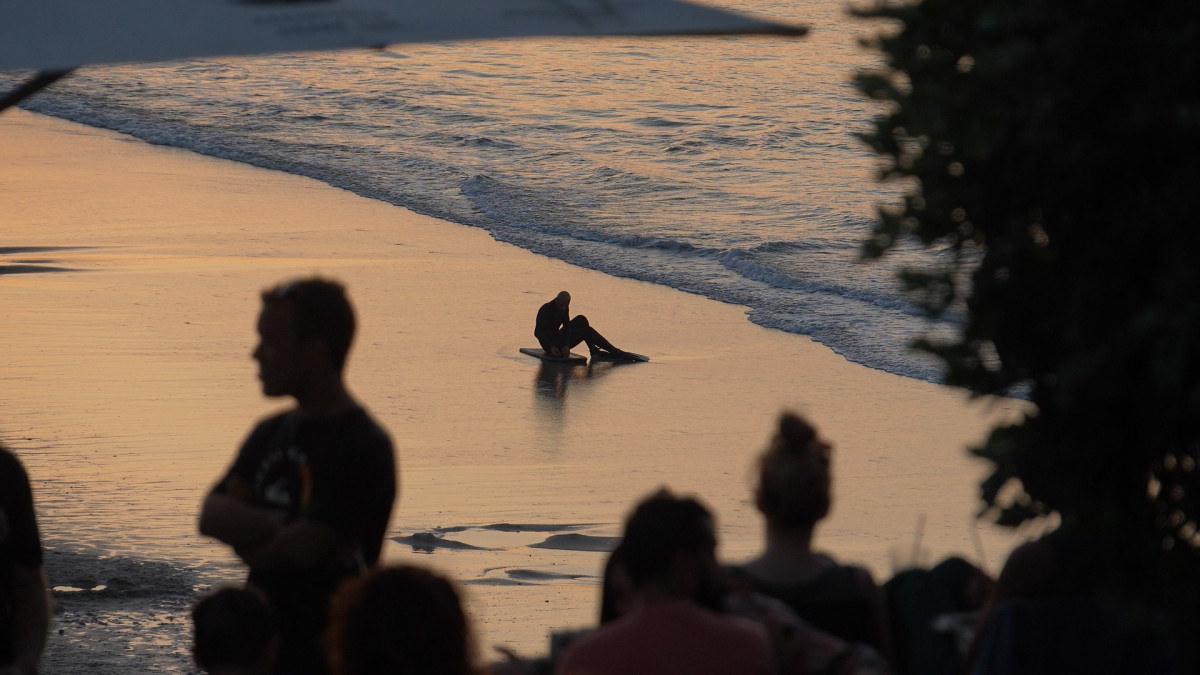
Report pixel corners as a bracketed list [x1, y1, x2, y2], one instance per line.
[777, 412, 817, 454]
[758, 412, 832, 529]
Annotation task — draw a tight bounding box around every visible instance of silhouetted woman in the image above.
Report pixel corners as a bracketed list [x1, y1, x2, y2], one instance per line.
[725, 412, 892, 661]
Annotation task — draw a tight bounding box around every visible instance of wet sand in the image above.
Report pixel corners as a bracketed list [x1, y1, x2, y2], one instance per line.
[1, 109, 1030, 671]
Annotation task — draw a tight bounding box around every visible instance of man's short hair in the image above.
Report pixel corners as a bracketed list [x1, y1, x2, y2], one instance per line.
[262, 277, 356, 371]
[620, 489, 717, 589]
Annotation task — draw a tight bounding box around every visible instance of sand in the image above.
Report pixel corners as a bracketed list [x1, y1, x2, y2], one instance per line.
[1, 109, 1031, 672]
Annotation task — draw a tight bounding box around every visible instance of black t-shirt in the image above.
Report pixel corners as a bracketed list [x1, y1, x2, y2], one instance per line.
[216, 406, 396, 675]
[0, 448, 42, 664]
[217, 406, 396, 577]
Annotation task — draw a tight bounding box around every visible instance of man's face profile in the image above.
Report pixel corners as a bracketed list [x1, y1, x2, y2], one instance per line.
[253, 301, 306, 398]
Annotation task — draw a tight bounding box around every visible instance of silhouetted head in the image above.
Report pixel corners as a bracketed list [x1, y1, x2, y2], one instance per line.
[755, 412, 832, 533]
[620, 489, 724, 609]
[326, 565, 475, 675]
[253, 278, 355, 396]
[554, 291, 571, 309]
[192, 586, 277, 674]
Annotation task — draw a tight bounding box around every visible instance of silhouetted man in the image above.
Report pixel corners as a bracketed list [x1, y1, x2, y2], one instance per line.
[556, 490, 773, 675]
[0, 442, 49, 675]
[200, 278, 396, 675]
[535, 291, 628, 359]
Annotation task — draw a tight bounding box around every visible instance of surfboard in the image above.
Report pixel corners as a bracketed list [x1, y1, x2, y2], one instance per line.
[591, 351, 649, 362]
[520, 347, 587, 364]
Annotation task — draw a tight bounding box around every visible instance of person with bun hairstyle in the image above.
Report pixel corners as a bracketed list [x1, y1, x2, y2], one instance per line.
[726, 412, 893, 662]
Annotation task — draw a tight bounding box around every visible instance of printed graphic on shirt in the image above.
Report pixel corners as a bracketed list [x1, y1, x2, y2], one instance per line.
[253, 442, 313, 515]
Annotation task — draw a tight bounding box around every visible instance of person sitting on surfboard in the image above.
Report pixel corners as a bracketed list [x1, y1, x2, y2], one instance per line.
[535, 291, 630, 359]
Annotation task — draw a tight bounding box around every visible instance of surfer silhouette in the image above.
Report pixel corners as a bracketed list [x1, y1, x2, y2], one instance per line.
[535, 291, 630, 360]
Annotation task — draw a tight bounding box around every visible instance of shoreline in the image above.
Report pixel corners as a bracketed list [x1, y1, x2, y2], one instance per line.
[2, 109, 1030, 669]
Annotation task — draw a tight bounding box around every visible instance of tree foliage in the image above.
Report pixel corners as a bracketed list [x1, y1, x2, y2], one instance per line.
[853, 0, 1200, 588]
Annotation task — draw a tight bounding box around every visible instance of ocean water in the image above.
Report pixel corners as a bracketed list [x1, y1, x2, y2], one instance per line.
[4, 0, 954, 384]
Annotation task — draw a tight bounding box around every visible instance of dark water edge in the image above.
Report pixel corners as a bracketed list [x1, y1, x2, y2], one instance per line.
[42, 546, 214, 674]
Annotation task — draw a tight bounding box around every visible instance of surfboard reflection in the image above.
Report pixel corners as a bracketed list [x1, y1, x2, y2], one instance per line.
[532, 359, 632, 426]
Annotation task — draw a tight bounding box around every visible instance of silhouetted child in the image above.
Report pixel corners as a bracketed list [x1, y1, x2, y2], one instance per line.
[192, 585, 278, 675]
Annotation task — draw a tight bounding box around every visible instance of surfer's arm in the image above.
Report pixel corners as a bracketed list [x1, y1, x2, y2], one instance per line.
[534, 303, 566, 349]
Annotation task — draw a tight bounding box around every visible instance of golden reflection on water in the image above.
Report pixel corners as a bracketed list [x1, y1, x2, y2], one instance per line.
[532, 360, 631, 431]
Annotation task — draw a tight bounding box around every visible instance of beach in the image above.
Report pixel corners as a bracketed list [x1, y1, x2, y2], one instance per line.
[2, 109, 1029, 672]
